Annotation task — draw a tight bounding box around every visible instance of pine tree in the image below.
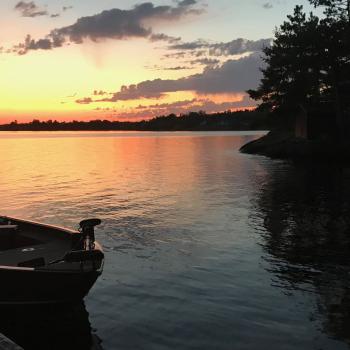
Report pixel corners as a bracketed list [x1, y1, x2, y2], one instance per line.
[309, 0, 350, 21]
[248, 3, 350, 140]
[248, 6, 322, 114]
[310, 0, 350, 137]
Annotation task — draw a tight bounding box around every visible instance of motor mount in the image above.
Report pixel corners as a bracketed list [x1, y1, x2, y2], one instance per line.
[79, 218, 102, 250]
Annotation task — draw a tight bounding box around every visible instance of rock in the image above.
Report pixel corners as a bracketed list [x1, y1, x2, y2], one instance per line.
[240, 130, 340, 160]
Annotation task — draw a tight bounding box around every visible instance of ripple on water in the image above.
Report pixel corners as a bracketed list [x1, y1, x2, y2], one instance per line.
[1, 131, 350, 350]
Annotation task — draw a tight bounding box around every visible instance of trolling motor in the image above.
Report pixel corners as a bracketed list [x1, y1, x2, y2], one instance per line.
[78, 218, 101, 250]
[50, 218, 103, 266]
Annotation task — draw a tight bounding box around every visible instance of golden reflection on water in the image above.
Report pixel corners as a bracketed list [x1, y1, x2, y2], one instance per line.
[0, 132, 257, 219]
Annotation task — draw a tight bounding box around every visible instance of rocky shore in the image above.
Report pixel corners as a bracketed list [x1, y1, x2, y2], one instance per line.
[240, 130, 341, 160]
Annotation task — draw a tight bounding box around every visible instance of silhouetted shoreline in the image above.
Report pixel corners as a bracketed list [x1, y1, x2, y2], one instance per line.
[240, 130, 350, 162]
[0, 110, 272, 132]
[242, 2, 350, 161]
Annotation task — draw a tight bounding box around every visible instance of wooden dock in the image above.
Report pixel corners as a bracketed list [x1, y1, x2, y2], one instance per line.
[0, 333, 23, 350]
[0, 332, 103, 350]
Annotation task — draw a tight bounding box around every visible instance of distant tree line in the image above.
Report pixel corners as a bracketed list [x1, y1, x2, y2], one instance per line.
[248, 0, 350, 141]
[0, 110, 272, 132]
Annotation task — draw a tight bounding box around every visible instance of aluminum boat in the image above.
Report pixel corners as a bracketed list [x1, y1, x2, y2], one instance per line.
[0, 216, 104, 304]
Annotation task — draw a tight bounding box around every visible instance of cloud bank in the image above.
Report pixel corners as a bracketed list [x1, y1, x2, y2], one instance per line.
[97, 95, 256, 120]
[77, 53, 264, 104]
[167, 38, 271, 57]
[14, 1, 203, 55]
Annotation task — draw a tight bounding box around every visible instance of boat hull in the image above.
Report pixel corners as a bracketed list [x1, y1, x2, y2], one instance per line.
[0, 267, 102, 305]
[0, 216, 104, 305]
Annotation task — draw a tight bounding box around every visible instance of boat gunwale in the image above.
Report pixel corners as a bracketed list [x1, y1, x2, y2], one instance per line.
[1, 215, 79, 235]
[0, 265, 34, 271]
[0, 265, 103, 274]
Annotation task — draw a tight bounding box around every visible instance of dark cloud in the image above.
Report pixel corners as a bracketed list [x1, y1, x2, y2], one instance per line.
[14, 1, 48, 17]
[209, 38, 271, 56]
[163, 51, 187, 59]
[15, 1, 203, 54]
[63, 6, 73, 12]
[149, 33, 181, 43]
[93, 90, 108, 96]
[78, 54, 263, 103]
[168, 38, 208, 51]
[168, 38, 271, 57]
[111, 54, 263, 99]
[163, 66, 192, 70]
[177, 0, 198, 7]
[135, 98, 197, 110]
[263, 3, 273, 9]
[189, 58, 220, 66]
[76, 97, 93, 104]
[133, 96, 256, 113]
[51, 13, 60, 18]
[193, 96, 256, 111]
[145, 64, 193, 71]
[14, 34, 64, 55]
[102, 95, 255, 120]
[100, 84, 167, 101]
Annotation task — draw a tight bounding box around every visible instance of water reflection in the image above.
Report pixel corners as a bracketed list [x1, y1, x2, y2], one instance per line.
[2, 131, 347, 349]
[0, 302, 102, 350]
[252, 162, 350, 344]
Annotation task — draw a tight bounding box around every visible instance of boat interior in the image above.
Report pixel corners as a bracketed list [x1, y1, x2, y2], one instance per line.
[0, 216, 75, 268]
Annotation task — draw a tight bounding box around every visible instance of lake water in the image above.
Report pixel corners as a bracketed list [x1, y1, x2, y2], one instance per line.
[1, 131, 350, 350]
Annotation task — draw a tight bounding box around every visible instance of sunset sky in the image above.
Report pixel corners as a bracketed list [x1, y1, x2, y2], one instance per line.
[0, 0, 316, 123]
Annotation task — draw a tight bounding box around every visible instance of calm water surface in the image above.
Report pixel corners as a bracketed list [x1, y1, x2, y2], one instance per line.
[1, 131, 350, 350]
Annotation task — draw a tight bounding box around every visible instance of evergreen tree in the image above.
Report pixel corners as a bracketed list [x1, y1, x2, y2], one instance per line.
[309, 0, 350, 21]
[249, 2, 350, 139]
[248, 6, 322, 114]
[310, 0, 350, 135]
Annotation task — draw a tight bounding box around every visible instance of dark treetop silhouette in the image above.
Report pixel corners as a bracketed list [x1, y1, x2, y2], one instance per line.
[0, 110, 272, 132]
[242, 0, 350, 158]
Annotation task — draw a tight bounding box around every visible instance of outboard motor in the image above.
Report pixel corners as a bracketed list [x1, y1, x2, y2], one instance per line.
[79, 218, 101, 250]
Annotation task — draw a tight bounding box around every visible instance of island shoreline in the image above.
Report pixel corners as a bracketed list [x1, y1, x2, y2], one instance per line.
[239, 130, 350, 162]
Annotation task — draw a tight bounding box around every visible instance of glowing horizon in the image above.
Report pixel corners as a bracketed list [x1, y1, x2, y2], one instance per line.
[0, 0, 315, 123]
